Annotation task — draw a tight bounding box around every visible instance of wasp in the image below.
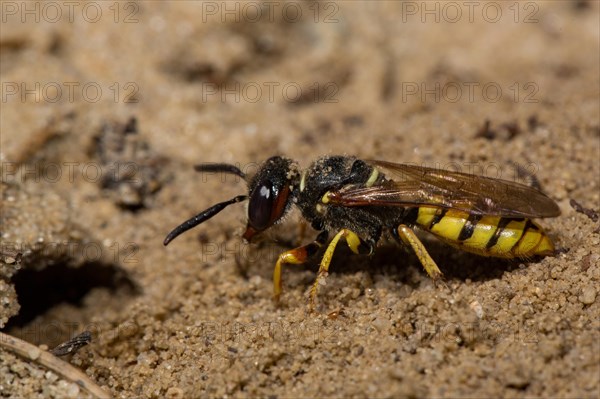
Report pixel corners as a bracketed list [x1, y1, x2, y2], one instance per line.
[164, 156, 560, 306]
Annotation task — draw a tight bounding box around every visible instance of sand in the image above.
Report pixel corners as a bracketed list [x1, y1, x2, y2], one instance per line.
[1, 1, 599, 398]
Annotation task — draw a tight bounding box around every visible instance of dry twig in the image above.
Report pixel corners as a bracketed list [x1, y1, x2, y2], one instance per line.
[0, 331, 109, 399]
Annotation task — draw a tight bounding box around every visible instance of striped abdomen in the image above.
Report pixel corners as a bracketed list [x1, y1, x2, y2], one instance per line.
[405, 207, 555, 258]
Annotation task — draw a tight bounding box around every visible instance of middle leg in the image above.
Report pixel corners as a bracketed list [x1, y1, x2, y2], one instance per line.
[309, 229, 374, 308]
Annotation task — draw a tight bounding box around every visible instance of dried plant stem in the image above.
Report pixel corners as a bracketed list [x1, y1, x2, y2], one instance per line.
[0, 331, 110, 399]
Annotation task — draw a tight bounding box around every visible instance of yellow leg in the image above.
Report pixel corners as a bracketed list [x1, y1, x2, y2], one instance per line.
[273, 232, 327, 302]
[395, 224, 444, 280]
[309, 229, 367, 308]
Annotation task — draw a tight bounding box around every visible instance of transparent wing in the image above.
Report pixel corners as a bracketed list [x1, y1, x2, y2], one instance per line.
[326, 160, 560, 218]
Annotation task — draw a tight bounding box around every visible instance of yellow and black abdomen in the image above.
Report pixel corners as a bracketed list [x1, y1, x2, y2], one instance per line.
[409, 207, 555, 258]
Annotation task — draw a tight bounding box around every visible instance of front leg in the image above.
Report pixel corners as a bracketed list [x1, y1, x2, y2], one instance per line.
[309, 229, 374, 309]
[273, 231, 328, 301]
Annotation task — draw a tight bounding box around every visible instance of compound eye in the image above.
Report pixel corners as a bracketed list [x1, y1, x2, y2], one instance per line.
[248, 181, 275, 231]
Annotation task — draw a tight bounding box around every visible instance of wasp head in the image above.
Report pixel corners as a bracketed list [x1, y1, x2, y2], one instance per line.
[243, 156, 297, 241]
[163, 156, 296, 246]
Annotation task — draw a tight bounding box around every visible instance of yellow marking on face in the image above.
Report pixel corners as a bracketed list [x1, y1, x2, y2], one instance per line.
[321, 191, 331, 204]
[366, 168, 379, 187]
[299, 170, 307, 192]
[316, 204, 325, 214]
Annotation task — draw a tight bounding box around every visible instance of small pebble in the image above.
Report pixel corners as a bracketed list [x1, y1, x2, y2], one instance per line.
[470, 300, 484, 319]
[166, 387, 184, 399]
[372, 317, 391, 332]
[579, 286, 596, 305]
[28, 347, 41, 360]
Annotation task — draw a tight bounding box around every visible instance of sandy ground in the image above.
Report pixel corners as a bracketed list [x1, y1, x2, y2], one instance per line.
[1, 1, 599, 398]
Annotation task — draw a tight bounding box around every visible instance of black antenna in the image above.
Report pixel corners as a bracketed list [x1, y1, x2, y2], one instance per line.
[163, 195, 247, 246]
[194, 163, 246, 178]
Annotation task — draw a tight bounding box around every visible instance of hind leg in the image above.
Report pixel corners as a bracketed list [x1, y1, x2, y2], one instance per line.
[392, 225, 444, 280]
